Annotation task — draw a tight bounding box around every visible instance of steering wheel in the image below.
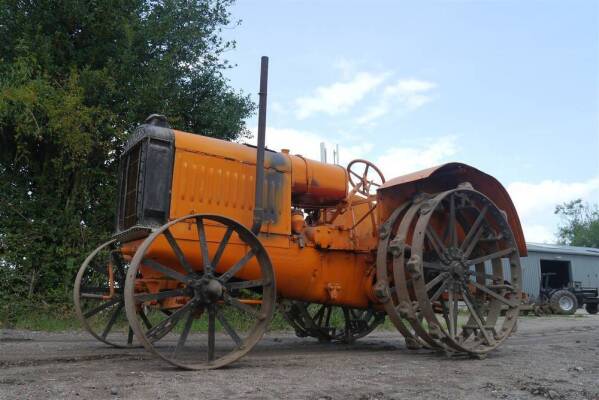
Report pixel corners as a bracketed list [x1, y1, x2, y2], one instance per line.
[347, 159, 385, 197]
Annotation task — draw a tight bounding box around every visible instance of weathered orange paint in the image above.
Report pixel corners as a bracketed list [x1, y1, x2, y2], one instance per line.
[135, 131, 526, 310]
[289, 154, 348, 207]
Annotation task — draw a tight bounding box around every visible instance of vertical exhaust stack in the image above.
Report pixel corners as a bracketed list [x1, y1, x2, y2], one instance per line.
[252, 56, 269, 235]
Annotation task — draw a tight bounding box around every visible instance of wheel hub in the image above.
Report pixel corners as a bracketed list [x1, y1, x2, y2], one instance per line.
[444, 247, 468, 280]
[559, 296, 574, 311]
[190, 277, 224, 303]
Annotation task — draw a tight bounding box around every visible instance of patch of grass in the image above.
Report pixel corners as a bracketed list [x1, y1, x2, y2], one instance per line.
[0, 300, 295, 333]
[0, 302, 81, 331]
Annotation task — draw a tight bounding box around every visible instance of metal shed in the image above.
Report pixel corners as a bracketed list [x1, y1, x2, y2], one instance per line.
[521, 243, 599, 301]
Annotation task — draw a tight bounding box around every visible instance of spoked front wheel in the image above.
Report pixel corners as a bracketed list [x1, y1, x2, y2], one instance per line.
[74, 240, 134, 347]
[124, 214, 276, 370]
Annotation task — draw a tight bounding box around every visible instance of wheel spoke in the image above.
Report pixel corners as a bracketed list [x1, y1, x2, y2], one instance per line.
[164, 229, 194, 274]
[218, 250, 255, 283]
[208, 304, 216, 361]
[453, 290, 459, 338]
[423, 261, 450, 271]
[466, 247, 515, 266]
[127, 327, 134, 345]
[83, 298, 120, 319]
[474, 263, 487, 298]
[216, 308, 242, 346]
[140, 311, 153, 330]
[447, 287, 458, 338]
[146, 301, 195, 340]
[223, 293, 261, 319]
[101, 303, 124, 339]
[174, 309, 195, 357]
[460, 204, 489, 255]
[314, 304, 326, 326]
[470, 281, 518, 307]
[463, 226, 485, 259]
[449, 195, 457, 247]
[349, 170, 362, 180]
[461, 286, 494, 345]
[134, 288, 189, 303]
[325, 305, 333, 326]
[142, 258, 189, 282]
[425, 272, 450, 292]
[226, 279, 265, 290]
[195, 217, 212, 275]
[343, 307, 351, 342]
[426, 227, 447, 260]
[211, 226, 234, 271]
[430, 280, 449, 302]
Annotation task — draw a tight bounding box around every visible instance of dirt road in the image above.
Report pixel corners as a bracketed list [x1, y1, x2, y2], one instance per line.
[1, 314, 598, 400]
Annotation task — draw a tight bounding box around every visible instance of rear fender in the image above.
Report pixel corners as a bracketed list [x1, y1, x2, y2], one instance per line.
[377, 162, 527, 256]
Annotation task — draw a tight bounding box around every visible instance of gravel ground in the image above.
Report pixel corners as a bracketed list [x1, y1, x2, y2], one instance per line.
[1, 314, 598, 400]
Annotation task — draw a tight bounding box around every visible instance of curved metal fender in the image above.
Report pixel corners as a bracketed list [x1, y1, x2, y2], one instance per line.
[377, 162, 527, 256]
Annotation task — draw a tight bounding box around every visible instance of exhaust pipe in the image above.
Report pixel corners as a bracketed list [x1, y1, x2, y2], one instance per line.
[251, 56, 268, 235]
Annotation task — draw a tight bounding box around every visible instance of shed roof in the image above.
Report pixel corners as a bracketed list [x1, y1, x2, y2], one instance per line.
[526, 242, 599, 257]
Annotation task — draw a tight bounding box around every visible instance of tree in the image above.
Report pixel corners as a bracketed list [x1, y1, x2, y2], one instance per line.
[555, 199, 599, 248]
[0, 0, 254, 310]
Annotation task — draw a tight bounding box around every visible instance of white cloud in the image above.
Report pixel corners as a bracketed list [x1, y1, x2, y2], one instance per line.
[244, 126, 372, 164]
[385, 79, 437, 94]
[332, 57, 356, 80]
[246, 127, 458, 181]
[375, 136, 458, 178]
[523, 225, 556, 244]
[270, 101, 285, 114]
[506, 178, 599, 243]
[295, 72, 389, 119]
[356, 78, 437, 125]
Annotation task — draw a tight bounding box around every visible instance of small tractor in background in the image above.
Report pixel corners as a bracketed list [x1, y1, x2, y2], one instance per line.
[536, 272, 599, 315]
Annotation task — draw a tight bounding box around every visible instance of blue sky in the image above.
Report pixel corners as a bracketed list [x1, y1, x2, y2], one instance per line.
[222, 0, 599, 243]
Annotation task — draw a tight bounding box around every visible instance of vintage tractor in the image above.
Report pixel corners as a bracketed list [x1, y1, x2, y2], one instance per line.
[73, 58, 527, 369]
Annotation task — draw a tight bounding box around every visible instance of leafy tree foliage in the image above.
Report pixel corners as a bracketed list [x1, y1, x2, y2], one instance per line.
[555, 199, 599, 248]
[0, 0, 253, 310]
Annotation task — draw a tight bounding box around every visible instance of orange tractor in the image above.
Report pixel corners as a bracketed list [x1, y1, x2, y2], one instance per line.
[74, 58, 526, 369]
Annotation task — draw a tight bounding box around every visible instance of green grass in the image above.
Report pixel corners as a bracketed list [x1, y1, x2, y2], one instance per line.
[4, 301, 575, 334]
[0, 302, 82, 331]
[0, 301, 292, 333]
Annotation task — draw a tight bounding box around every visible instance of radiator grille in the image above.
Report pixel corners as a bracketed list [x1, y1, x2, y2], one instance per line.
[121, 143, 142, 229]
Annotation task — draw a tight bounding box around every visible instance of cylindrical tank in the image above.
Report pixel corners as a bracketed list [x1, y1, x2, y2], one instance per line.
[289, 154, 348, 207]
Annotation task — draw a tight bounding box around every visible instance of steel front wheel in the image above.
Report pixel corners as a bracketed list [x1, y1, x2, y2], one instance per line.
[74, 240, 135, 347]
[124, 214, 276, 370]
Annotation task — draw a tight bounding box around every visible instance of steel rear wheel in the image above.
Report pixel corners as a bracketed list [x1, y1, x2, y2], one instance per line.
[282, 301, 385, 343]
[124, 214, 276, 370]
[407, 188, 522, 354]
[74, 240, 135, 347]
[375, 203, 430, 350]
